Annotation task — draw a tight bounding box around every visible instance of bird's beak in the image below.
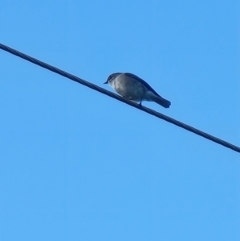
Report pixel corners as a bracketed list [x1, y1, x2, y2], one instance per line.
[103, 81, 108, 84]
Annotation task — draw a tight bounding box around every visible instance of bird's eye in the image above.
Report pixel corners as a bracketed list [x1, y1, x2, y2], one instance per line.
[108, 75, 113, 81]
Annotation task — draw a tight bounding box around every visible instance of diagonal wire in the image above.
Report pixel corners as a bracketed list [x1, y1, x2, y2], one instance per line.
[0, 42, 239, 153]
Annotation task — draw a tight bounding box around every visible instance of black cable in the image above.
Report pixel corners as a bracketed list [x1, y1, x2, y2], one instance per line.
[0, 43, 239, 153]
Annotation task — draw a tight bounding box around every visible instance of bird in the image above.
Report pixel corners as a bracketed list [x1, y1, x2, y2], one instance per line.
[104, 72, 171, 108]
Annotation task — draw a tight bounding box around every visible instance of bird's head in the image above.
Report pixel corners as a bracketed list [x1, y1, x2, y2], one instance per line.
[104, 73, 122, 84]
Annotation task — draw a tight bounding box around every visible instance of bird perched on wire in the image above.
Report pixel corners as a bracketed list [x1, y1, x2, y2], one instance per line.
[104, 72, 171, 108]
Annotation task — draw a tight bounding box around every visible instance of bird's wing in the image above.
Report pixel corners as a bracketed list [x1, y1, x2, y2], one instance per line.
[124, 73, 161, 97]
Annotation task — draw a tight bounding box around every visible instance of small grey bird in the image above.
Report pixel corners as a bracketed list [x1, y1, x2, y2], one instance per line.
[104, 73, 171, 108]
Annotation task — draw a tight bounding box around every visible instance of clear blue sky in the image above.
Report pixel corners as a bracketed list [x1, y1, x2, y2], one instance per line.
[0, 1, 239, 240]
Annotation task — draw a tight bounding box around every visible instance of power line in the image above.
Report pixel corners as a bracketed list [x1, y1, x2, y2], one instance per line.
[0, 42, 239, 154]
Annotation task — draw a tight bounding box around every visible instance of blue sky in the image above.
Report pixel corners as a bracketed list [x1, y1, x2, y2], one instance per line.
[0, 0, 239, 240]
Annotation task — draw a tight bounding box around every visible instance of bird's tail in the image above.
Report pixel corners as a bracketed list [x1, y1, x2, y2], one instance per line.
[152, 95, 171, 108]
